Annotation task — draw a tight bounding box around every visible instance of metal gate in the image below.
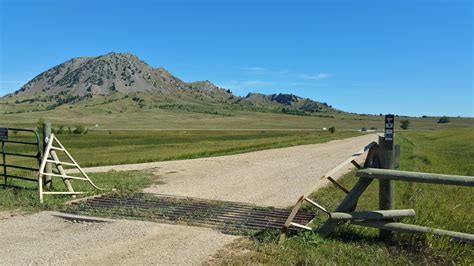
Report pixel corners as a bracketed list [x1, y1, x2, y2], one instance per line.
[0, 127, 41, 188]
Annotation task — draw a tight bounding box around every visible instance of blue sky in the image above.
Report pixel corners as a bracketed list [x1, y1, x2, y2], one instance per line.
[0, 0, 472, 117]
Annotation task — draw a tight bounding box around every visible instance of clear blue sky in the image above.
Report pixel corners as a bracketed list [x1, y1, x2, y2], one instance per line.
[0, 0, 472, 117]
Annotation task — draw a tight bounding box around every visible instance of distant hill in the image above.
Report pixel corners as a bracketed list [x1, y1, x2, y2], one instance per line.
[2, 52, 340, 115]
[238, 93, 335, 114]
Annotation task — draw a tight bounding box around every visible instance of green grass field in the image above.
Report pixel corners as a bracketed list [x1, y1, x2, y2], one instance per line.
[1, 94, 473, 131]
[219, 128, 474, 264]
[3, 129, 360, 168]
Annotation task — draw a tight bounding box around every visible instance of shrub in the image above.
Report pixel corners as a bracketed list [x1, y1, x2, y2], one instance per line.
[400, 119, 410, 130]
[73, 125, 88, 134]
[53, 125, 66, 134]
[329, 126, 336, 134]
[58, 125, 65, 134]
[438, 116, 450, 123]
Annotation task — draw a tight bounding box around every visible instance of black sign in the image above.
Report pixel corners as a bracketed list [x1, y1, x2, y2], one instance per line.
[0, 128, 8, 140]
[384, 114, 394, 142]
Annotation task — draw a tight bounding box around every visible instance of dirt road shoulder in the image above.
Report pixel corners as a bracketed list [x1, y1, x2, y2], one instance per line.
[1, 211, 238, 265]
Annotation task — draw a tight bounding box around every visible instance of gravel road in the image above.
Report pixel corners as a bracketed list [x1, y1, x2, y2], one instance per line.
[0, 211, 237, 265]
[141, 133, 376, 207]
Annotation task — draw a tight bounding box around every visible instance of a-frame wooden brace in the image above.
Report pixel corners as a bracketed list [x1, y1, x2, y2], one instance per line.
[38, 133, 102, 203]
[278, 141, 377, 243]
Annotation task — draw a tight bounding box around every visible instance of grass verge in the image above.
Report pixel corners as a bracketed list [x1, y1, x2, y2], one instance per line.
[0, 170, 154, 212]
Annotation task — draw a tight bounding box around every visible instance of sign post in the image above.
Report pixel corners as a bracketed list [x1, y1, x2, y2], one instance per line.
[378, 114, 396, 240]
[0, 128, 8, 140]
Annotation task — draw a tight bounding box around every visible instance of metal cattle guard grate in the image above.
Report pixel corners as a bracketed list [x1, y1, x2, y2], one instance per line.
[66, 193, 316, 234]
[0, 127, 41, 188]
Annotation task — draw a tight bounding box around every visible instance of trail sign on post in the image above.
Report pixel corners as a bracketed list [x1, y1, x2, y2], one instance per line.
[0, 128, 8, 140]
[384, 115, 394, 146]
[379, 114, 396, 240]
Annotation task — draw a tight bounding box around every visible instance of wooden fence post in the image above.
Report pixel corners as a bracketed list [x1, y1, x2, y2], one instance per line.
[394, 145, 400, 169]
[43, 122, 52, 188]
[378, 135, 395, 239]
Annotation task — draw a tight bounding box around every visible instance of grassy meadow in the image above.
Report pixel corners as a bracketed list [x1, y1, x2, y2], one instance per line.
[1, 93, 473, 130]
[217, 128, 474, 264]
[3, 129, 361, 169]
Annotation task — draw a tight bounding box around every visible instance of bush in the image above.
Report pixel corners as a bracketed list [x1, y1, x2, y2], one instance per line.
[58, 125, 65, 134]
[438, 116, 450, 123]
[400, 119, 410, 130]
[73, 125, 88, 134]
[328, 126, 336, 134]
[52, 125, 66, 134]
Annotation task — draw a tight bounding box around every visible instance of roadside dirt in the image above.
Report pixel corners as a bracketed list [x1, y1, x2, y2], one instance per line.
[0, 210, 24, 221]
[0, 211, 237, 265]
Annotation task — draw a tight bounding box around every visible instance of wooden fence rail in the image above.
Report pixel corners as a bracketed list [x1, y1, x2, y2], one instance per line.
[357, 168, 474, 187]
[351, 221, 474, 244]
[330, 209, 416, 221]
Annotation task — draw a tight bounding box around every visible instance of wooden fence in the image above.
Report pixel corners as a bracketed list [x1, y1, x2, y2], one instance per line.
[279, 136, 474, 244]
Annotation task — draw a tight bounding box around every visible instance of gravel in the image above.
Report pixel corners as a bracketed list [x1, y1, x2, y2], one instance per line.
[0, 211, 237, 265]
[143, 133, 378, 207]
